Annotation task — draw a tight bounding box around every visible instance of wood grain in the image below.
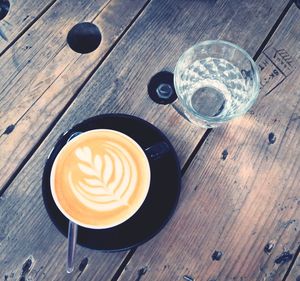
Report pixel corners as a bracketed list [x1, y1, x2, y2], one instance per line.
[0, 0, 289, 195]
[0, 0, 110, 133]
[118, 5, 300, 281]
[0, 0, 292, 280]
[0, 0, 150, 190]
[286, 253, 300, 281]
[0, 0, 56, 53]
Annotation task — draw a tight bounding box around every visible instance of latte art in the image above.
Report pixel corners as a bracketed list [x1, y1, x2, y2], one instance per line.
[70, 142, 137, 211]
[50, 129, 150, 229]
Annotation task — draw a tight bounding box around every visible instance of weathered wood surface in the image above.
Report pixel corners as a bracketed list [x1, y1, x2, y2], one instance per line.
[286, 254, 300, 281]
[118, 5, 300, 281]
[0, 0, 290, 194]
[0, 0, 150, 190]
[0, 0, 292, 280]
[0, 0, 55, 53]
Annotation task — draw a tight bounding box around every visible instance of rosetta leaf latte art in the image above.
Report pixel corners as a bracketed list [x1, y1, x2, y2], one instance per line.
[68, 146, 132, 209]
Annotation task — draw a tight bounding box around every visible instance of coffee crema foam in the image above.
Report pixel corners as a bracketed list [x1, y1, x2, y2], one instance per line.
[51, 130, 150, 229]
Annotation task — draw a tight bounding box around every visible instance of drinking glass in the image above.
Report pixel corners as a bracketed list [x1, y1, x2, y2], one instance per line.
[174, 40, 260, 128]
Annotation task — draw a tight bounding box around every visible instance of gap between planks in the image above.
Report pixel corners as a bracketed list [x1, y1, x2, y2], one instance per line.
[0, 0, 296, 279]
[0, 0, 117, 138]
[253, 0, 294, 61]
[0, 0, 153, 198]
[0, 0, 57, 57]
[109, 1, 297, 280]
[283, 244, 300, 280]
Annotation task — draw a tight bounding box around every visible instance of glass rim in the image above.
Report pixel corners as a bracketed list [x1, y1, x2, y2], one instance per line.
[174, 39, 260, 123]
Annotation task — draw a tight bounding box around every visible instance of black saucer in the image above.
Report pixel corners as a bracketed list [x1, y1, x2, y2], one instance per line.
[43, 114, 181, 251]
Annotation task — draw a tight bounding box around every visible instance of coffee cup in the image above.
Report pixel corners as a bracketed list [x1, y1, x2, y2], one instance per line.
[50, 129, 153, 229]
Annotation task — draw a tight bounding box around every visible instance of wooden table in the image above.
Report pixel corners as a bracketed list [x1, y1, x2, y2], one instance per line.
[0, 0, 299, 280]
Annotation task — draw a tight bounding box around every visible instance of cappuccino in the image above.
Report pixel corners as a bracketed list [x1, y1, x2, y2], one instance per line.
[50, 129, 150, 229]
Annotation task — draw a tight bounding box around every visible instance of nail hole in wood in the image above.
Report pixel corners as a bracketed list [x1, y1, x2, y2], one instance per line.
[268, 132, 276, 144]
[136, 267, 148, 281]
[19, 258, 33, 281]
[0, 0, 10, 20]
[183, 275, 194, 281]
[264, 241, 275, 254]
[67, 22, 101, 54]
[79, 257, 88, 272]
[211, 250, 223, 261]
[274, 251, 293, 264]
[3, 124, 15, 135]
[221, 149, 228, 160]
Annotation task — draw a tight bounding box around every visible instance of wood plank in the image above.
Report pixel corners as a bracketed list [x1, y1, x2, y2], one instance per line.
[0, 0, 56, 53]
[0, 0, 110, 133]
[0, 0, 291, 280]
[0, 0, 150, 190]
[0, 0, 289, 194]
[286, 253, 300, 281]
[118, 5, 300, 281]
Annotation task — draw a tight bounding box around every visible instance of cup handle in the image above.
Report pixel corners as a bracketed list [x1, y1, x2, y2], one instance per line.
[144, 141, 170, 161]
